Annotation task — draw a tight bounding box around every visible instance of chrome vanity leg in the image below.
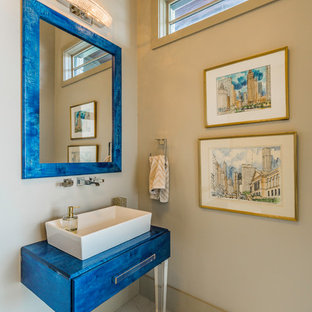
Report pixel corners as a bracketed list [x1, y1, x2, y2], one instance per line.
[154, 260, 169, 312]
[154, 265, 160, 312]
[162, 260, 168, 312]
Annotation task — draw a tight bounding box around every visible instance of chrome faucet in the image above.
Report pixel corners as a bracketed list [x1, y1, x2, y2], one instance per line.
[77, 177, 104, 187]
[86, 178, 100, 186]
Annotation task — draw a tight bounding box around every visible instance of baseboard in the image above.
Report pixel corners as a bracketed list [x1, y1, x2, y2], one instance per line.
[139, 275, 226, 312]
[92, 281, 139, 312]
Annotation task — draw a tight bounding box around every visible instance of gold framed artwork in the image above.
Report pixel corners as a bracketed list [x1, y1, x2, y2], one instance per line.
[199, 132, 297, 221]
[70, 101, 96, 139]
[204, 47, 288, 127]
[68, 145, 98, 163]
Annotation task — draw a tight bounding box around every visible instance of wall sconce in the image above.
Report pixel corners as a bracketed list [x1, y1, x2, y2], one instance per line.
[57, 0, 112, 28]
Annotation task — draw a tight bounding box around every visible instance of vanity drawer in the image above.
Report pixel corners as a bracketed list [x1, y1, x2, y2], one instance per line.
[72, 231, 170, 312]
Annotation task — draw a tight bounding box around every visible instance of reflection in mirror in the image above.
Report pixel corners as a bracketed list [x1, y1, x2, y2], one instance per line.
[39, 20, 112, 163]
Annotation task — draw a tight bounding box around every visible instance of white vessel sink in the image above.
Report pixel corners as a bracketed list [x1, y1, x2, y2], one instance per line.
[45, 206, 152, 260]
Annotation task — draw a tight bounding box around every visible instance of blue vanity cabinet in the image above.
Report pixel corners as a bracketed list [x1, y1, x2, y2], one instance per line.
[21, 226, 170, 312]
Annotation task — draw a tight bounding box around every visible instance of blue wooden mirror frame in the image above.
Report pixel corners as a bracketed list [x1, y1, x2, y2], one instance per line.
[22, 0, 121, 179]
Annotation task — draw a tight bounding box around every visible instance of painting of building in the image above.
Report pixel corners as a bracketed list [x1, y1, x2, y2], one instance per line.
[216, 65, 271, 115]
[210, 145, 281, 203]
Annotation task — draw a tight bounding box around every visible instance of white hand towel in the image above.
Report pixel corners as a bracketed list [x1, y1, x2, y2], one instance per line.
[149, 155, 169, 203]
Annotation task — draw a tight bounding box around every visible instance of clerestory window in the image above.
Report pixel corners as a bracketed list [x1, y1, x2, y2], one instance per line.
[153, 0, 278, 49]
[167, 0, 248, 35]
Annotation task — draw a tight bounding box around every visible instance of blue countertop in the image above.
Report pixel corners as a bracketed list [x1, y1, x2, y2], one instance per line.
[21, 225, 169, 279]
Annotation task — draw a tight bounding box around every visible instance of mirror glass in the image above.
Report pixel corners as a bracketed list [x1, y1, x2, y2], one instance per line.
[39, 20, 112, 163]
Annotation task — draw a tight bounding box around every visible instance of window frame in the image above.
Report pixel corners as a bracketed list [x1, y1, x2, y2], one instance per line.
[167, 0, 228, 35]
[72, 45, 111, 77]
[152, 0, 278, 49]
[62, 40, 112, 87]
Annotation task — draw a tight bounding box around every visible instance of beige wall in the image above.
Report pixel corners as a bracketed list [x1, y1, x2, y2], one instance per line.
[40, 21, 55, 162]
[0, 0, 138, 311]
[137, 0, 312, 311]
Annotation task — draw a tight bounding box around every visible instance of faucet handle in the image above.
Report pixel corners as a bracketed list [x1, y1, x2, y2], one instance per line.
[58, 178, 74, 187]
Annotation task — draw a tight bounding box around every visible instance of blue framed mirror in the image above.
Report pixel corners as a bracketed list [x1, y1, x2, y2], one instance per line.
[22, 0, 121, 179]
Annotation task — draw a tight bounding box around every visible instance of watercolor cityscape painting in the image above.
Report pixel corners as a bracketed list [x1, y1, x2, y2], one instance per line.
[210, 146, 281, 203]
[216, 65, 271, 115]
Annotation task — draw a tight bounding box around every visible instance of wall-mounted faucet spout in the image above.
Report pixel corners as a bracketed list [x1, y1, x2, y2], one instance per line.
[77, 177, 105, 187]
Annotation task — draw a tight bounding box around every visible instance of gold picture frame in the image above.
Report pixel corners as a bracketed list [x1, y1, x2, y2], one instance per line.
[199, 132, 297, 221]
[67, 145, 98, 163]
[70, 101, 96, 139]
[204, 47, 289, 127]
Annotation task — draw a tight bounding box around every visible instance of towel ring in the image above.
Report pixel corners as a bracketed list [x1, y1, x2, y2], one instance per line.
[149, 139, 168, 164]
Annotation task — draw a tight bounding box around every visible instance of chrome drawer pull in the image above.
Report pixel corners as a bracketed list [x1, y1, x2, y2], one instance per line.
[114, 254, 156, 285]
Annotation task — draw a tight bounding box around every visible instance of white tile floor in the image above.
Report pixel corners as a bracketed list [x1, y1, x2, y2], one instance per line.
[115, 295, 172, 312]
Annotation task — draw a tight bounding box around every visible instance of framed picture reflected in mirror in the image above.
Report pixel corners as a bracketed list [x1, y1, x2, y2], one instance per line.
[68, 145, 98, 163]
[70, 101, 96, 139]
